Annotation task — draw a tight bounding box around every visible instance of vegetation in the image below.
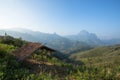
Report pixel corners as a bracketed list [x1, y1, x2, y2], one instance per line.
[0, 35, 120, 80]
[70, 45, 120, 79]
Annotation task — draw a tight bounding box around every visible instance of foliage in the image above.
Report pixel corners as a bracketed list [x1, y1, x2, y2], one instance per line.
[0, 43, 15, 58]
[0, 35, 26, 47]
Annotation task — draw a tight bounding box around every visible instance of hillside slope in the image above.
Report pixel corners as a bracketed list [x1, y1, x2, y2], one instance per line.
[70, 44, 120, 66]
[71, 44, 120, 58]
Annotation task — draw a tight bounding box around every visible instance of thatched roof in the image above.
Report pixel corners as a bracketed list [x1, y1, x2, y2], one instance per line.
[13, 42, 55, 61]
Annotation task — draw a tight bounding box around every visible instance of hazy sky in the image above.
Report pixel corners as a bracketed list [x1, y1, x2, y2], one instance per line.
[0, 0, 120, 39]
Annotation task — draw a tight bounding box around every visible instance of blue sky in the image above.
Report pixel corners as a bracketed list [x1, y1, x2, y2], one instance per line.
[0, 0, 120, 39]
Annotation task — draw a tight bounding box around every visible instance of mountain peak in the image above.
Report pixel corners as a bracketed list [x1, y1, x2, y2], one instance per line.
[78, 30, 89, 35]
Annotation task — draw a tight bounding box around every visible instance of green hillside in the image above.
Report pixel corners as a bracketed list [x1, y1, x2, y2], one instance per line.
[0, 35, 120, 80]
[69, 45, 120, 79]
[71, 45, 120, 58]
[71, 44, 120, 58]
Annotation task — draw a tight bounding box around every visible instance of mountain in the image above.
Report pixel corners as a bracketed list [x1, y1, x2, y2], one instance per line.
[0, 29, 92, 53]
[66, 30, 103, 46]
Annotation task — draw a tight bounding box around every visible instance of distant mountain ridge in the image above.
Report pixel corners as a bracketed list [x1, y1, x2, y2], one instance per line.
[102, 39, 120, 45]
[0, 29, 120, 53]
[0, 29, 92, 53]
[65, 30, 103, 45]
